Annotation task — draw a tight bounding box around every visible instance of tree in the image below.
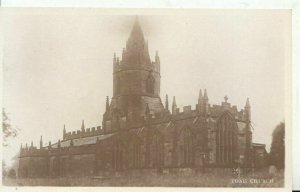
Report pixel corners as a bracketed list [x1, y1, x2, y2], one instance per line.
[269, 122, 285, 169]
[2, 108, 18, 147]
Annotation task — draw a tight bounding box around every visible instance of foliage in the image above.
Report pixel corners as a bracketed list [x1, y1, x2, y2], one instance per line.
[2, 108, 18, 147]
[269, 122, 285, 169]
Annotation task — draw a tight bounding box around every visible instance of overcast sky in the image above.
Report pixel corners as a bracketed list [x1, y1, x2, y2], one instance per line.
[2, 9, 290, 165]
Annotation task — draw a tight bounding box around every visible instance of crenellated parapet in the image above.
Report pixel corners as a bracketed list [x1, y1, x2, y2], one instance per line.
[168, 89, 251, 123]
[63, 125, 104, 140]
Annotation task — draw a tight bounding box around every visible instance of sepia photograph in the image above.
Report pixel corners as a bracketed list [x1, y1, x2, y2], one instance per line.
[1, 8, 291, 188]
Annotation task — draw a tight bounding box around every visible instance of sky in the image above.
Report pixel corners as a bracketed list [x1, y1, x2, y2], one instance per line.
[1, 9, 290, 166]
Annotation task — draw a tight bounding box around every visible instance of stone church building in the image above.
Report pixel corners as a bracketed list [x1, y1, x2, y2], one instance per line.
[18, 19, 266, 178]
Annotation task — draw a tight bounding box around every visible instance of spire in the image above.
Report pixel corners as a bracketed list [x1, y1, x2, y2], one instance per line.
[165, 94, 169, 111]
[123, 17, 151, 65]
[48, 141, 52, 149]
[204, 89, 208, 100]
[81, 120, 85, 132]
[40, 136, 43, 149]
[244, 98, 251, 122]
[172, 96, 177, 107]
[63, 124, 66, 139]
[129, 16, 145, 43]
[106, 96, 109, 112]
[199, 89, 209, 115]
[58, 139, 61, 148]
[172, 96, 177, 115]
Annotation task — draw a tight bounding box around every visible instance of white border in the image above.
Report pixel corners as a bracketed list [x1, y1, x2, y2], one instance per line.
[0, 0, 298, 191]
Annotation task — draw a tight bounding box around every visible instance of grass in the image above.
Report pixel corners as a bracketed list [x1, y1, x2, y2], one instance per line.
[3, 169, 284, 187]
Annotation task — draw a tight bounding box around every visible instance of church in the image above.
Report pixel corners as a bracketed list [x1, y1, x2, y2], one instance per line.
[18, 18, 267, 178]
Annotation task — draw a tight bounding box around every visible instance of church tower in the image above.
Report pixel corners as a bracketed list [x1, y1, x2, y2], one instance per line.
[103, 18, 165, 131]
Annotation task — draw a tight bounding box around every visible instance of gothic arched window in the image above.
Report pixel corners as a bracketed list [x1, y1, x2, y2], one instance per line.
[216, 112, 238, 166]
[178, 126, 194, 167]
[115, 141, 124, 170]
[149, 133, 164, 168]
[146, 73, 155, 94]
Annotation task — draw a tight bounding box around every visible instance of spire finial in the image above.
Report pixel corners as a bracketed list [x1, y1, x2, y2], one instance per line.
[204, 89, 208, 100]
[81, 120, 85, 131]
[63, 124, 66, 139]
[172, 96, 177, 106]
[40, 135, 43, 149]
[172, 96, 177, 115]
[199, 89, 203, 100]
[165, 94, 169, 111]
[113, 53, 116, 65]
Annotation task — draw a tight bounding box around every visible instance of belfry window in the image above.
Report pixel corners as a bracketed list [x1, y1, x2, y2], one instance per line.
[178, 126, 194, 167]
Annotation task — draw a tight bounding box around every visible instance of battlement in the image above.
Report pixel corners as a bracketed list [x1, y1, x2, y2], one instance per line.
[64, 125, 103, 140]
[168, 91, 249, 123]
[19, 141, 98, 157]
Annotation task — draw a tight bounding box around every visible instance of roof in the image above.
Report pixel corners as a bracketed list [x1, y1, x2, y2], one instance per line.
[51, 133, 115, 148]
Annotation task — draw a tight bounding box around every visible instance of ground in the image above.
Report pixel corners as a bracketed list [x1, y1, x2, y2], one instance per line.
[3, 169, 284, 187]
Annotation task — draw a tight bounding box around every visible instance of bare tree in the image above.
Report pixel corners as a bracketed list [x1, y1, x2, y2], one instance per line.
[269, 122, 285, 169]
[2, 108, 18, 147]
